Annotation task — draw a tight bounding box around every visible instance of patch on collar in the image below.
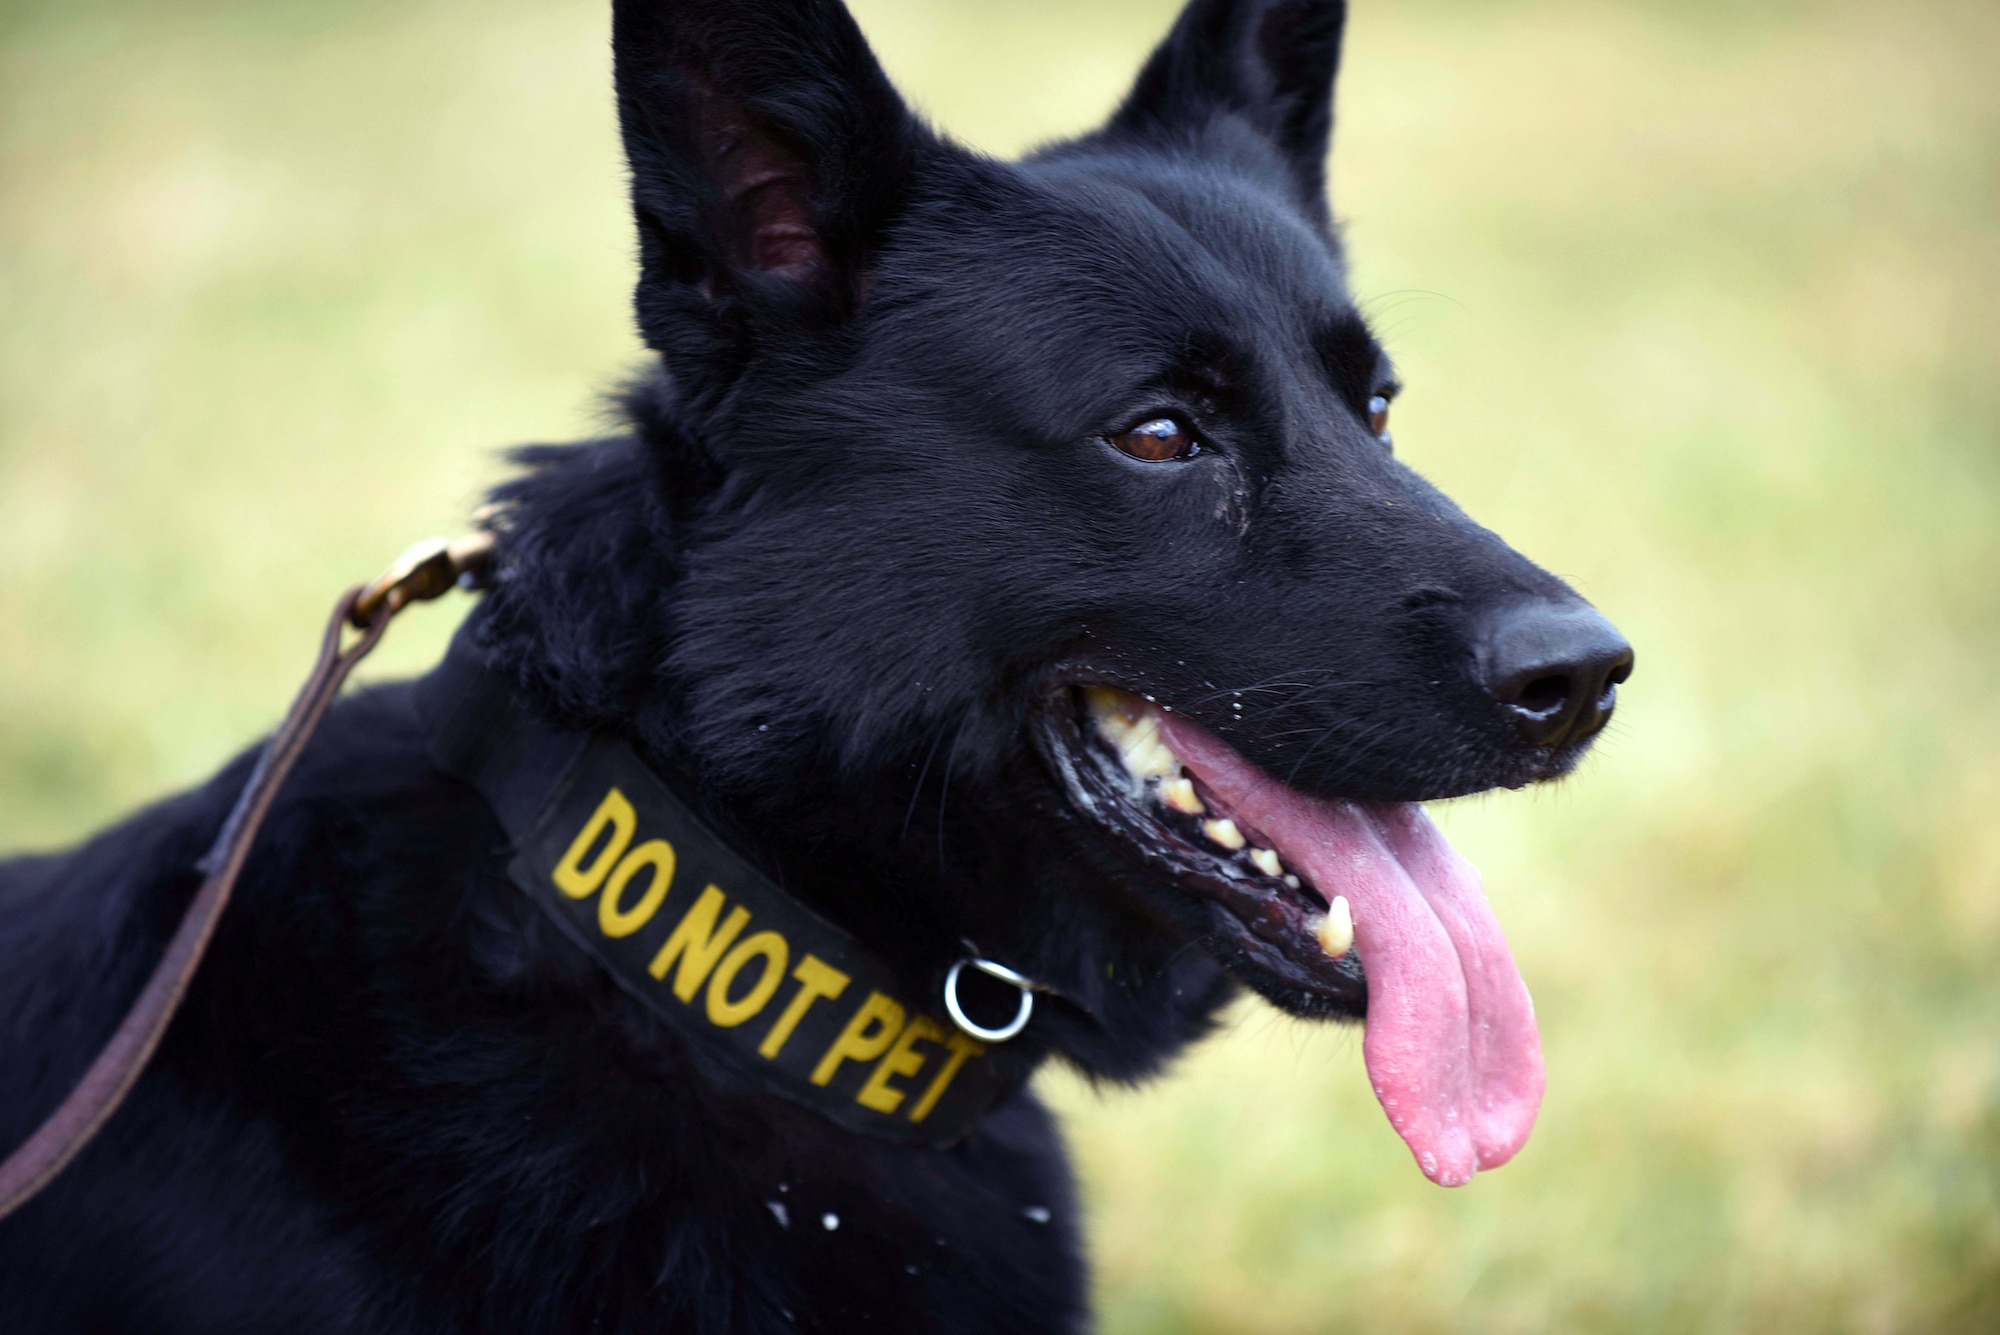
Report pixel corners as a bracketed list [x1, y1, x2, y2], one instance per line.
[418, 623, 1010, 1147]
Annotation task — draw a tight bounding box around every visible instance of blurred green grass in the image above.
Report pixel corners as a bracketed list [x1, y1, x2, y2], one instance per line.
[3, 0, 1996, 1330]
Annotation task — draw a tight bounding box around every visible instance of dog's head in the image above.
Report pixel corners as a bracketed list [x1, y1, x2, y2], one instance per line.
[503, 0, 1631, 1185]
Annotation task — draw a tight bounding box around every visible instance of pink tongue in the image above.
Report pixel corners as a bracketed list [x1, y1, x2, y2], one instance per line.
[1158, 712, 1545, 1187]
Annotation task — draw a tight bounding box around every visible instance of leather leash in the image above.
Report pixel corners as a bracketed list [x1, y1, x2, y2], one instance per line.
[0, 532, 496, 1222]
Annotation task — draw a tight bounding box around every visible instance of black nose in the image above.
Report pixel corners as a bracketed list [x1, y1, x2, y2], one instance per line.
[1474, 598, 1634, 748]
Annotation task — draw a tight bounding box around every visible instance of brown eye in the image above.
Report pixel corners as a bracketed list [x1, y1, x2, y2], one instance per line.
[1367, 394, 1392, 441]
[1112, 417, 1197, 462]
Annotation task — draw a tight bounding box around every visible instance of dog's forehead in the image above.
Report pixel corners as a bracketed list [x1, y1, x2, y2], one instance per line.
[929, 156, 1341, 320]
[863, 156, 1353, 429]
[1066, 159, 1349, 305]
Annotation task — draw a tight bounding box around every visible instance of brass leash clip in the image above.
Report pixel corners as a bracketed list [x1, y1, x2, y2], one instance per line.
[350, 531, 498, 629]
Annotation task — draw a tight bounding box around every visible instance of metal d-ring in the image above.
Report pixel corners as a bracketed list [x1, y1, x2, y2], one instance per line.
[943, 957, 1035, 1043]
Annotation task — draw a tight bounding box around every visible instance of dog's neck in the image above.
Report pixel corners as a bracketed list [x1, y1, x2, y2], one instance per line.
[468, 386, 972, 982]
[471, 385, 753, 837]
[466, 374, 1235, 1085]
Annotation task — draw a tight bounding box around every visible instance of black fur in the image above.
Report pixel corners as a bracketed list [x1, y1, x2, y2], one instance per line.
[0, 2, 1619, 1329]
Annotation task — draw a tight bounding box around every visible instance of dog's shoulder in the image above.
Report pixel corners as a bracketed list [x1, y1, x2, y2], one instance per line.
[0, 681, 1088, 1333]
[0, 690, 445, 1333]
[0, 732, 251, 1121]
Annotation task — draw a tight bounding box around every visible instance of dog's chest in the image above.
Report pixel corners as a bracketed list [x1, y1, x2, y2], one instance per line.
[232, 744, 1086, 1332]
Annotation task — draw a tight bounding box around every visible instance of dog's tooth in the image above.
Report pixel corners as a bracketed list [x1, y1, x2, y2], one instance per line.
[1202, 818, 1246, 851]
[1086, 686, 1181, 780]
[1086, 686, 1138, 745]
[1125, 738, 1179, 780]
[1123, 710, 1161, 748]
[1248, 847, 1282, 878]
[1162, 777, 1204, 815]
[1284, 874, 1301, 890]
[1318, 895, 1354, 959]
[1084, 685, 1128, 721]
[1117, 715, 1181, 779]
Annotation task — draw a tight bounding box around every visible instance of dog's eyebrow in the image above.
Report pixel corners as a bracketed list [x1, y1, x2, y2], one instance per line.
[1313, 311, 1389, 413]
[1159, 331, 1255, 413]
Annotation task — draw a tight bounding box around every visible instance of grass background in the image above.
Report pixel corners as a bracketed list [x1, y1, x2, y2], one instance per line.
[3, 0, 1997, 1329]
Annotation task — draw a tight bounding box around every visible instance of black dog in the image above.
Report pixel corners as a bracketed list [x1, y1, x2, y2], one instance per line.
[0, 0, 1631, 1329]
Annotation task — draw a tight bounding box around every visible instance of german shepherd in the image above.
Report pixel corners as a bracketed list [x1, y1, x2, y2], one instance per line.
[0, 1, 1631, 1329]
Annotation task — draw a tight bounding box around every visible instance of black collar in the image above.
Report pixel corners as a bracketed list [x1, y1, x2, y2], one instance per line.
[415, 615, 1015, 1147]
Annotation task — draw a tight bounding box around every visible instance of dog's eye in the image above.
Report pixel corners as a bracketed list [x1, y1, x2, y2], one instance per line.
[1111, 417, 1198, 462]
[1367, 395, 1392, 442]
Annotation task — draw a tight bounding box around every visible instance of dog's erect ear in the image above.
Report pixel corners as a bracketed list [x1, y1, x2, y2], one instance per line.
[612, 0, 923, 341]
[1104, 0, 1347, 220]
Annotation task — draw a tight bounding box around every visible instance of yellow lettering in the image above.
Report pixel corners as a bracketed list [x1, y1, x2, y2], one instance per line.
[757, 955, 850, 1060]
[646, 886, 750, 1001]
[908, 1030, 985, 1124]
[809, 992, 904, 1088]
[598, 839, 675, 938]
[552, 788, 636, 900]
[705, 931, 790, 1027]
[857, 1014, 944, 1114]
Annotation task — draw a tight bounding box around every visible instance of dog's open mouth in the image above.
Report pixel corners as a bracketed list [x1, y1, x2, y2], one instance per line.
[1035, 685, 1545, 1187]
